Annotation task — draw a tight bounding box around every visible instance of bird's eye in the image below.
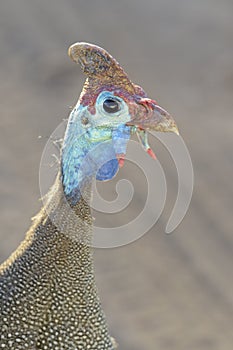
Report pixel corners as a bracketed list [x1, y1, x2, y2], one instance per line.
[103, 98, 120, 113]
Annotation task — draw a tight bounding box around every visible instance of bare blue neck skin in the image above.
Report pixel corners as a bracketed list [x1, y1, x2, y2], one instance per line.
[61, 98, 131, 205]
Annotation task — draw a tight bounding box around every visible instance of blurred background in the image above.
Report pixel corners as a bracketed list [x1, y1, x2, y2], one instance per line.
[0, 1, 233, 349]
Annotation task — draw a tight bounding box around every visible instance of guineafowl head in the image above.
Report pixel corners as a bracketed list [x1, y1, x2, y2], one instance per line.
[62, 42, 179, 202]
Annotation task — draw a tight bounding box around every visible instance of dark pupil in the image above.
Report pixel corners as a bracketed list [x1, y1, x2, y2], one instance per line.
[103, 98, 119, 113]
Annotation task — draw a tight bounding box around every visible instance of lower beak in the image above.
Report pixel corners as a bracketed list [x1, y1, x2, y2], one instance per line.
[126, 98, 179, 135]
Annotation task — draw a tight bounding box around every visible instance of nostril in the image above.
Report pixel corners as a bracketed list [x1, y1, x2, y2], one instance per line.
[139, 98, 157, 111]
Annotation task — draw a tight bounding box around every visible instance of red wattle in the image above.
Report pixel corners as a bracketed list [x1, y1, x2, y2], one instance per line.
[118, 158, 125, 167]
[147, 148, 156, 160]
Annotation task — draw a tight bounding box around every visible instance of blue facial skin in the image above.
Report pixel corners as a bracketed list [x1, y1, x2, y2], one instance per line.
[95, 124, 131, 181]
[62, 91, 132, 203]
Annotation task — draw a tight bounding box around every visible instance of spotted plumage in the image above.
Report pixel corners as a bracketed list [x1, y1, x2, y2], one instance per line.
[0, 42, 178, 349]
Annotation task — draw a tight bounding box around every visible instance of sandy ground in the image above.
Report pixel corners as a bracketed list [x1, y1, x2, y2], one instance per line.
[0, 1, 233, 349]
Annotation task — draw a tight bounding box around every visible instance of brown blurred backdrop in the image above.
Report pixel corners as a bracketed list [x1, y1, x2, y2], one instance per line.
[0, 1, 233, 349]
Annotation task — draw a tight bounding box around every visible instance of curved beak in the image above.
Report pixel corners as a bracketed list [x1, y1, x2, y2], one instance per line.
[127, 98, 179, 135]
[125, 98, 179, 160]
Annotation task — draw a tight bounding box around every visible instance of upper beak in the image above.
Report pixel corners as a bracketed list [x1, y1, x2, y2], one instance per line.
[126, 98, 179, 135]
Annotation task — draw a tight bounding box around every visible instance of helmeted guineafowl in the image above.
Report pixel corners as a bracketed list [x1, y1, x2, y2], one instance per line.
[0, 42, 178, 349]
